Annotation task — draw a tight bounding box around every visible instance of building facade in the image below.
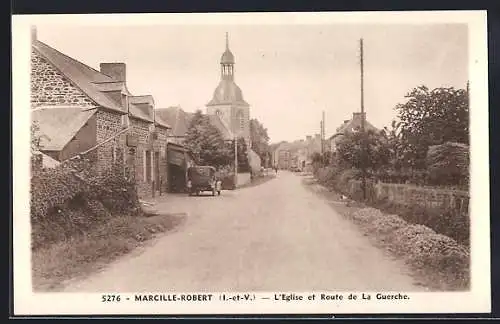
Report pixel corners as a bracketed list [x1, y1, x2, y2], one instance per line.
[329, 112, 379, 152]
[30, 28, 172, 198]
[206, 33, 251, 147]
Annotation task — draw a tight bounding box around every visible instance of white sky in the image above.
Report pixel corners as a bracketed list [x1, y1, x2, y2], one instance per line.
[35, 23, 468, 143]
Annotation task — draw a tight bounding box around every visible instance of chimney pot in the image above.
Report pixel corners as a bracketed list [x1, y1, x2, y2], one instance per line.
[100, 63, 126, 82]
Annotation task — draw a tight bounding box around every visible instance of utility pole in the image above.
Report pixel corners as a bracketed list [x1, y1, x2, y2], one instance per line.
[360, 38, 367, 201]
[234, 135, 238, 188]
[322, 110, 326, 155]
[320, 120, 324, 155]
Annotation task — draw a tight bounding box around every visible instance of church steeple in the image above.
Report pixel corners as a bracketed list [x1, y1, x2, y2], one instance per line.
[220, 32, 235, 80]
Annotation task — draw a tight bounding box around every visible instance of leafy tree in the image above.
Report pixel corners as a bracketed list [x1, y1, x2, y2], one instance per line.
[395, 85, 469, 170]
[249, 118, 270, 163]
[227, 137, 250, 173]
[426, 142, 469, 187]
[184, 110, 231, 168]
[335, 129, 390, 175]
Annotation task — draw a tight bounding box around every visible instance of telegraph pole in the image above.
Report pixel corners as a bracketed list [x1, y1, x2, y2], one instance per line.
[234, 136, 238, 188]
[322, 110, 325, 155]
[360, 38, 367, 201]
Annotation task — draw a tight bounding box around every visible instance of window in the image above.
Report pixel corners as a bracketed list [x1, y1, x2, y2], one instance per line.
[112, 145, 117, 163]
[237, 111, 244, 130]
[216, 110, 222, 117]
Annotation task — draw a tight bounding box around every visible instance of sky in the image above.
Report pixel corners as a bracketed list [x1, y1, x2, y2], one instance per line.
[35, 23, 468, 143]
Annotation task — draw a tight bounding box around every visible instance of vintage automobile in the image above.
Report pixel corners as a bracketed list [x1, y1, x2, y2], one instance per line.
[186, 166, 222, 196]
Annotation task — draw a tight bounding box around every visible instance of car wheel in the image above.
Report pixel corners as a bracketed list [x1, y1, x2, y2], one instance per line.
[218, 191, 221, 196]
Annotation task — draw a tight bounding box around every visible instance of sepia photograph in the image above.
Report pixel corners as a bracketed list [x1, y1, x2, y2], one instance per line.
[12, 11, 490, 315]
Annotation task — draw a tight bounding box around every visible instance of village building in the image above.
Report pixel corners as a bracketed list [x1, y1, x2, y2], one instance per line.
[272, 134, 322, 170]
[328, 112, 379, 152]
[30, 27, 172, 198]
[205, 33, 261, 173]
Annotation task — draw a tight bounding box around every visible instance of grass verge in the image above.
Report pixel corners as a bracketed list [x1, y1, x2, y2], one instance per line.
[302, 176, 470, 291]
[32, 212, 186, 292]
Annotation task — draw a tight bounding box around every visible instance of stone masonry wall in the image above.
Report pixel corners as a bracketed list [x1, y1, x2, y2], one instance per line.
[347, 180, 469, 216]
[31, 49, 95, 108]
[154, 126, 170, 193]
[95, 110, 124, 173]
[130, 117, 152, 198]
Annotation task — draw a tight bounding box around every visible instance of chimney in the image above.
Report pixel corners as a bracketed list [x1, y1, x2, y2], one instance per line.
[352, 112, 366, 120]
[100, 63, 126, 82]
[306, 135, 312, 141]
[30, 26, 37, 43]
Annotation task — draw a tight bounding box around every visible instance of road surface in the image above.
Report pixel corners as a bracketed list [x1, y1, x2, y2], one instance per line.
[62, 171, 424, 292]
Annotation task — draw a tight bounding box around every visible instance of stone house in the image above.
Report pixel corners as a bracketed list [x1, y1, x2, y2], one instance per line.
[30, 28, 172, 198]
[328, 112, 379, 152]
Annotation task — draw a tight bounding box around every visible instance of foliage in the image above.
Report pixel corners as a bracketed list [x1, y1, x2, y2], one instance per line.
[335, 129, 390, 174]
[184, 110, 232, 168]
[249, 118, 270, 164]
[395, 85, 469, 170]
[31, 157, 142, 249]
[227, 137, 250, 173]
[347, 207, 469, 289]
[426, 142, 469, 187]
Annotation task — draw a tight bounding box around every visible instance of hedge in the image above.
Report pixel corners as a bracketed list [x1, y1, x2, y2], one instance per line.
[31, 158, 142, 250]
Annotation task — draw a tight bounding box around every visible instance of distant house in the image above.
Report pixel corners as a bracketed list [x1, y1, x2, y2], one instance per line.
[272, 134, 322, 170]
[328, 112, 379, 152]
[30, 27, 172, 198]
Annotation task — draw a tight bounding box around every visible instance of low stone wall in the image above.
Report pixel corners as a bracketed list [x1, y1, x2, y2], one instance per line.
[347, 180, 469, 214]
[236, 172, 252, 187]
[375, 182, 469, 211]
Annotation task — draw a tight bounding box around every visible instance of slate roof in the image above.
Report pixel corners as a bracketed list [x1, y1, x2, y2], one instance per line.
[155, 107, 193, 137]
[207, 79, 249, 107]
[32, 40, 126, 114]
[208, 114, 233, 141]
[330, 113, 378, 141]
[32, 106, 97, 151]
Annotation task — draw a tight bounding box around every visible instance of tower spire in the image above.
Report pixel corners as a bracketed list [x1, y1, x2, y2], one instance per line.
[226, 32, 229, 50]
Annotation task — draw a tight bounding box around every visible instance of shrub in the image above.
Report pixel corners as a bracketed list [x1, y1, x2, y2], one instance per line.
[370, 199, 469, 246]
[427, 142, 469, 187]
[350, 207, 385, 224]
[371, 214, 409, 237]
[31, 158, 142, 250]
[392, 224, 470, 286]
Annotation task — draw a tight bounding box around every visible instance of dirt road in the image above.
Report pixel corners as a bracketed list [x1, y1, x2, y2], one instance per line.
[61, 171, 425, 292]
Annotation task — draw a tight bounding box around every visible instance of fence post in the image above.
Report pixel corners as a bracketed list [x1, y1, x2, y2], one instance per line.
[159, 177, 162, 196]
[152, 181, 155, 198]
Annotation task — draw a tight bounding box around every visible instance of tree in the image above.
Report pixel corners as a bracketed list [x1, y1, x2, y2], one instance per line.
[335, 129, 390, 176]
[249, 118, 270, 163]
[395, 85, 469, 170]
[184, 110, 231, 168]
[226, 137, 250, 173]
[426, 142, 469, 187]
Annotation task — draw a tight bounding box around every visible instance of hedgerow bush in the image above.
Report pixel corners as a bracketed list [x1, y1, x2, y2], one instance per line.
[31, 157, 142, 250]
[371, 198, 469, 247]
[348, 208, 470, 289]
